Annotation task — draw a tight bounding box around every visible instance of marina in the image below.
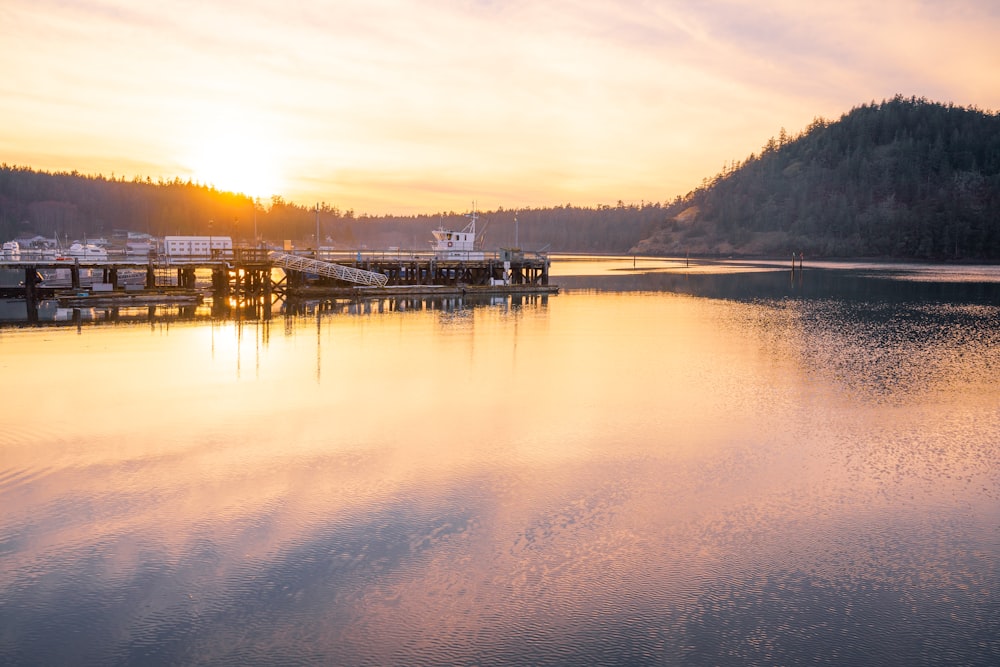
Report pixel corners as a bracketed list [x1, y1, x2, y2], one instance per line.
[0, 230, 556, 323]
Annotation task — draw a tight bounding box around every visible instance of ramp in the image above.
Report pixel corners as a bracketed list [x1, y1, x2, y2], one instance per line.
[268, 251, 388, 287]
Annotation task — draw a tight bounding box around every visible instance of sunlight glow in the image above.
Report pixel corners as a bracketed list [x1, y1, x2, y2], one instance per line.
[2, 0, 1000, 213]
[185, 122, 285, 199]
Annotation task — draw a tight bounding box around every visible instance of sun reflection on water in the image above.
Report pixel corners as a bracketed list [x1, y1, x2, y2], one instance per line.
[1, 264, 998, 665]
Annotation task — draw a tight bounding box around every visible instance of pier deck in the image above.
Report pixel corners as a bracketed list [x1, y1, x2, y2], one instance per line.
[1, 247, 556, 307]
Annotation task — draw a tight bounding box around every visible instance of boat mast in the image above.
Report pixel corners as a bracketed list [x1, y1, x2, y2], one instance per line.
[467, 201, 477, 235]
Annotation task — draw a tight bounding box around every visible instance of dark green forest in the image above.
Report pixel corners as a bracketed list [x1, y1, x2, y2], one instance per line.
[633, 96, 1000, 259]
[4, 96, 999, 258]
[0, 166, 655, 254]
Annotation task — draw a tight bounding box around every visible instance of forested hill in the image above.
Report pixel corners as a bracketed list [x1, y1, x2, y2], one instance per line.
[632, 96, 1000, 259]
[5, 96, 999, 258]
[0, 166, 655, 253]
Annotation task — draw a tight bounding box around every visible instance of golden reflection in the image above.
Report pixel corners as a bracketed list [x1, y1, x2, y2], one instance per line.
[1, 287, 998, 663]
[549, 254, 790, 277]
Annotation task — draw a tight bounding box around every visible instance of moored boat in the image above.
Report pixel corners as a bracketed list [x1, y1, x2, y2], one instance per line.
[1, 240, 20, 260]
[431, 210, 485, 260]
[66, 243, 108, 260]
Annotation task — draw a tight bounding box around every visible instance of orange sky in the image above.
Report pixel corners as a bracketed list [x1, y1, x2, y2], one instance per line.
[2, 0, 999, 215]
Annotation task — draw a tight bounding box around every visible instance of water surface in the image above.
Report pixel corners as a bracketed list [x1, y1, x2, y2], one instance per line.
[1, 258, 998, 665]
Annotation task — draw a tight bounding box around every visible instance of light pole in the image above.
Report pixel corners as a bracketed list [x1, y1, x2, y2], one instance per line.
[253, 198, 259, 247]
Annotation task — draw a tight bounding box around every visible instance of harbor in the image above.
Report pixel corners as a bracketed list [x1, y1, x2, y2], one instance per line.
[0, 249, 553, 295]
[0, 217, 556, 324]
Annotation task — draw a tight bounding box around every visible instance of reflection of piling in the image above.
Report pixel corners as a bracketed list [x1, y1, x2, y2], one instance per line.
[791, 252, 804, 272]
[23, 267, 40, 322]
[791, 252, 804, 285]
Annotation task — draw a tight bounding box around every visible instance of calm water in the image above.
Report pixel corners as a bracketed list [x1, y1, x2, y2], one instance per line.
[1, 257, 998, 666]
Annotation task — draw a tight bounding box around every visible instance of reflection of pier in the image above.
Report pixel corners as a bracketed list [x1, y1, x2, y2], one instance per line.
[0, 302, 206, 331]
[0, 288, 550, 331]
[284, 291, 551, 318]
[1, 247, 555, 325]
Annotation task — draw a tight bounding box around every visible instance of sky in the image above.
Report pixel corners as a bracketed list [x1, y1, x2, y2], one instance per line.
[2, 0, 999, 215]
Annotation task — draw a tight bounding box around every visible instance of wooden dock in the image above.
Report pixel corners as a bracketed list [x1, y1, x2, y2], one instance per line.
[0, 247, 556, 321]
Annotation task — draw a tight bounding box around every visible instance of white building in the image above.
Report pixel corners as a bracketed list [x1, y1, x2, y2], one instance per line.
[164, 236, 233, 258]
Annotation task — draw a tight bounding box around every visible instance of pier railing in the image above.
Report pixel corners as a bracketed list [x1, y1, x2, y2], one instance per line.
[267, 251, 389, 287]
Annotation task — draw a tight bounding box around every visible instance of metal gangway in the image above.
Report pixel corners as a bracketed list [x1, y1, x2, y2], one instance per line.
[268, 251, 388, 287]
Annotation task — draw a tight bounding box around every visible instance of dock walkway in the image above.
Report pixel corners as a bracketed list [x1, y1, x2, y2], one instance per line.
[1, 247, 555, 304]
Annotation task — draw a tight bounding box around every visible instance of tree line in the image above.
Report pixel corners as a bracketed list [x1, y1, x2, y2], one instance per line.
[634, 96, 1000, 259]
[6, 96, 998, 259]
[0, 166, 656, 253]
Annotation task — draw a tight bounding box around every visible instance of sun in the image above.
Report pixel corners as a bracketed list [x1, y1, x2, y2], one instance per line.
[186, 124, 285, 198]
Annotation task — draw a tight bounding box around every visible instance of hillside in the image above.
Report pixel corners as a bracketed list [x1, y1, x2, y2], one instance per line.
[632, 96, 1000, 259]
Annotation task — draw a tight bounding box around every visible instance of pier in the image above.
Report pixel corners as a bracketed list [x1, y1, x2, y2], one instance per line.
[1, 247, 555, 322]
[287, 248, 552, 291]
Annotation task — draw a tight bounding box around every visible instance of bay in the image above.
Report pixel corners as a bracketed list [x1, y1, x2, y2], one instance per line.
[1, 257, 998, 666]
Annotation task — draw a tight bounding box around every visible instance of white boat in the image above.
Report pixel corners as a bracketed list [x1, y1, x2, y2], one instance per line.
[2, 240, 20, 260]
[67, 243, 109, 260]
[125, 240, 154, 256]
[431, 210, 485, 260]
[125, 232, 156, 257]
